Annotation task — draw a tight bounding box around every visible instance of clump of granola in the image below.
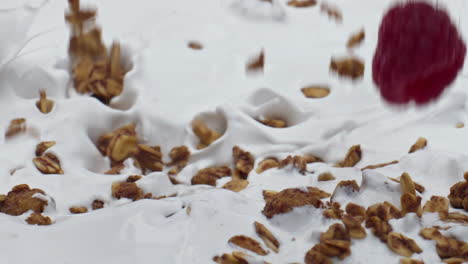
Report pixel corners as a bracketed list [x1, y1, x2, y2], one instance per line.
[420, 228, 468, 262]
[232, 146, 255, 179]
[387, 232, 422, 257]
[448, 175, 468, 211]
[0, 184, 48, 216]
[111, 176, 145, 201]
[256, 158, 280, 174]
[26, 212, 52, 226]
[167, 146, 190, 175]
[305, 223, 351, 263]
[133, 144, 163, 174]
[192, 119, 222, 149]
[191, 166, 232, 186]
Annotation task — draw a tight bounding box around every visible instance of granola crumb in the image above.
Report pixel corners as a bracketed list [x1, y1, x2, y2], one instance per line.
[26, 212, 52, 226]
[69, 206, 88, 214]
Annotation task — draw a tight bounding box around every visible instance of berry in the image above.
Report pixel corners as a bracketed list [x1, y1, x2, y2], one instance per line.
[372, 1, 466, 105]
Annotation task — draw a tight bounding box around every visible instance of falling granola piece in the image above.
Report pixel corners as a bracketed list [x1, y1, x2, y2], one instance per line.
[262, 187, 330, 218]
[301, 86, 330, 98]
[400, 259, 424, 264]
[254, 222, 280, 253]
[26, 212, 52, 226]
[409, 137, 427, 153]
[192, 119, 222, 149]
[33, 153, 64, 174]
[246, 49, 264, 73]
[133, 144, 163, 173]
[228, 235, 269, 256]
[330, 57, 364, 80]
[92, 199, 104, 210]
[342, 215, 367, 239]
[188, 41, 203, 50]
[448, 180, 468, 211]
[35, 141, 56, 156]
[347, 29, 365, 49]
[318, 172, 335, 181]
[361, 160, 398, 170]
[287, 0, 316, 8]
[401, 193, 423, 217]
[0, 184, 48, 216]
[232, 146, 255, 179]
[455, 122, 464, 128]
[387, 232, 422, 257]
[400, 172, 416, 195]
[223, 179, 249, 192]
[256, 158, 280, 173]
[304, 249, 332, 264]
[36, 90, 54, 114]
[423, 196, 449, 217]
[111, 181, 143, 201]
[167, 146, 190, 175]
[258, 118, 287, 128]
[191, 166, 232, 186]
[320, 2, 343, 22]
[336, 145, 361, 167]
[5, 118, 26, 138]
[69, 206, 88, 214]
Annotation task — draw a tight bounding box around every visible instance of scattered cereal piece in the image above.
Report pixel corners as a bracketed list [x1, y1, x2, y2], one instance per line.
[97, 124, 138, 164]
[320, 2, 343, 22]
[188, 41, 203, 50]
[448, 180, 467, 211]
[305, 248, 332, 264]
[342, 215, 367, 239]
[232, 146, 255, 179]
[330, 57, 364, 80]
[336, 145, 361, 167]
[36, 90, 54, 114]
[191, 166, 231, 186]
[213, 251, 253, 264]
[256, 158, 280, 174]
[318, 172, 335, 181]
[223, 179, 249, 192]
[33, 153, 64, 174]
[133, 144, 163, 174]
[365, 216, 393, 242]
[167, 146, 190, 175]
[254, 221, 280, 253]
[387, 232, 422, 257]
[69, 206, 88, 214]
[301, 86, 330, 99]
[246, 49, 264, 73]
[388, 177, 426, 193]
[92, 199, 104, 210]
[444, 212, 468, 223]
[423, 196, 449, 217]
[347, 29, 365, 49]
[400, 259, 424, 264]
[320, 223, 350, 242]
[104, 164, 125, 175]
[323, 202, 343, 219]
[409, 137, 427, 153]
[0, 184, 48, 216]
[192, 119, 222, 149]
[228, 235, 269, 256]
[258, 118, 287, 128]
[361, 160, 398, 170]
[287, 0, 316, 8]
[111, 181, 143, 201]
[26, 212, 52, 226]
[400, 172, 416, 195]
[345, 203, 366, 221]
[5, 118, 26, 138]
[312, 239, 351, 259]
[35, 141, 56, 156]
[401, 193, 422, 217]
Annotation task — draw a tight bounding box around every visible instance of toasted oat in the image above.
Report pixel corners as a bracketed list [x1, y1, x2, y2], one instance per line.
[336, 145, 361, 167]
[287, 0, 317, 8]
[361, 160, 399, 170]
[262, 190, 278, 203]
[223, 179, 249, 192]
[409, 137, 427, 153]
[365, 216, 393, 242]
[246, 49, 264, 73]
[401, 193, 423, 217]
[256, 158, 280, 174]
[167, 146, 190, 175]
[320, 223, 350, 242]
[400, 259, 424, 264]
[347, 29, 365, 48]
[442, 258, 466, 264]
[387, 232, 422, 257]
[420, 228, 444, 241]
[342, 215, 366, 239]
[367, 203, 392, 221]
[313, 240, 351, 260]
[26, 212, 52, 226]
[5, 118, 26, 138]
[133, 144, 163, 174]
[262, 187, 330, 218]
[455, 122, 464, 129]
[400, 172, 416, 195]
[423, 196, 449, 216]
[36, 90, 54, 114]
[448, 180, 467, 211]
[228, 235, 269, 256]
[35, 141, 56, 156]
[320, 2, 342, 22]
[192, 119, 221, 149]
[191, 166, 231, 186]
[301, 86, 330, 98]
[388, 177, 426, 193]
[259, 118, 287, 128]
[345, 203, 366, 219]
[254, 221, 280, 253]
[188, 41, 203, 50]
[0, 184, 48, 216]
[323, 202, 343, 219]
[107, 124, 138, 164]
[330, 57, 364, 80]
[435, 236, 466, 260]
[232, 146, 255, 179]
[318, 172, 335, 181]
[333, 180, 360, 195]
[69, 206, 88, 214]
[111, 181, 143, 201]
[384, 201, 403, 219]
[444, 212, 468, 223]
[213, 251, 253, 264]
[33, 153, 64, 174]
[304, 248, 332, 264]
[104, 164, 125, 175]
[92, 199, 104, 210]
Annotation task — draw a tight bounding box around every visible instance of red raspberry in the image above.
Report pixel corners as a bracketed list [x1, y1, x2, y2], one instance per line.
[372, 1, 466, 105]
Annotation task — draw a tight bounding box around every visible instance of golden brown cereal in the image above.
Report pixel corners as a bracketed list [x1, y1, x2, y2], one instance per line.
[191, 166, 231, 186]
[409, 137, 427, 153]
[301, 86, 330, 98]
[69, 206, 88, 214]
[287, 0, 317, 8]
[336, 145, 361, 167]
[0, 184, 48, 216]
[5, 118, 26, 138]
[347, 29, 365, 48]
[387, 232, 422, 257]
[192, 119, 221, 149]
[133, 144, 163, 173]
[256, 158, 280, 173]
[246, 49, 264, 73]
[254, 221, 280, 253]
[318, 172, 335, 181]
[26, 212, 52, 226]
[35, 141, 56, 157]
[228, 235, 269, 256]
[111, 181, 143, 201]
[330, 57, 364, 79]
[188, 41, 203, 50]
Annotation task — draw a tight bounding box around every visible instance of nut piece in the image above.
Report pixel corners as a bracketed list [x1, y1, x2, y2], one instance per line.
[91, 199, 104, 210]
[423, 196, 449, 216]
[246, 49, 264, 73]
[111, 181, 143, 201]
[35, 141, 56, 156]
[448, 181, 468, 211]
[232, 146, 255, 179]
[401, 193, 422, 217]
[188, 41, 203, 50]
[320, 2, 342, 22]
[254, 222, 280, 253]
[262, 187, 330, 218]
[400, 172, 416, 195]
[5, 118, 26, 138]
[318, 172, 335, 181]
[133, 144, 163, 174]
[191, 166, 231, 186]
[287, 0, 317, 8]
[361, 160, 398, 170]
[26, 212, 52, 226]
[305, 249, 332, 264]
[223, 179, 249, 192]
[387, 232, 422, 257]
[0, 184, 48, 216]
[409, 137, 427, 153]
[342, 215, 366, 239]
[36, 90, 54, 114]
[69, 206, 88, 214]
[330, 57, 364, 80]
[347, 29, 365, 48]
[192, 119, 221, 149]
[336, 145, 362, 167]
[301, 86, 330, 98]
[259, 118, 287, 128]
[228, 235, 269, 256]
[256, 158, 280, 173]
[167, 145, 190, 175]
[33, 153, 64, 174]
